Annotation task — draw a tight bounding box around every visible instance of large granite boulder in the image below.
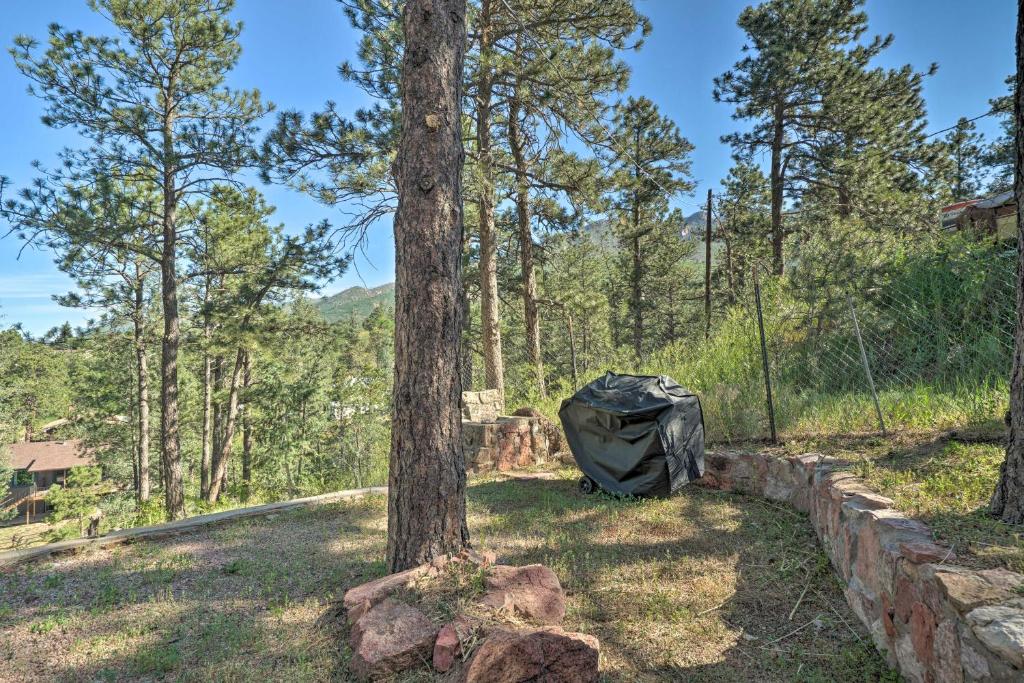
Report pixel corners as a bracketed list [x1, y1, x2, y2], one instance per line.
[480, 564, 566, 624]
[463, 627, 600, 683]
[349, 598, 438, 680]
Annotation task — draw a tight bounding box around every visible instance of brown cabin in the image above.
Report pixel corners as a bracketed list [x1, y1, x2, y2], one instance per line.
[940, 190, 1017, 240]
[3, 439, 96, 518]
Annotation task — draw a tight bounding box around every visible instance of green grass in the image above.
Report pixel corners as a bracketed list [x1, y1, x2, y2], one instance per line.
[0, 472, 895, 682]
[768, 427, 1022, 574]
[857, 436, 1024, 573]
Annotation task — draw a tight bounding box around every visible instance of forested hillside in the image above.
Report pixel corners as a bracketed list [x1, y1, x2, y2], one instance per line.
[314, 283, 395, 323]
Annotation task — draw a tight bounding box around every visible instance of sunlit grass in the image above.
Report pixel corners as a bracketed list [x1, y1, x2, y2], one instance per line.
[0, 474, 895, 682]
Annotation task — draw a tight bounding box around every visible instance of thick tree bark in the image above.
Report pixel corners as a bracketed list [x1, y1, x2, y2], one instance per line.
[507, 95, 545, 398]
[133, 274, 150, 503]
[475, 0, 505, 410]
[160, 98, 185, 520]
[992, 4, 1024, 525]
[770, 99, 786, 276]
[387, 0, 470, 573]
[206, 347, 245, 504]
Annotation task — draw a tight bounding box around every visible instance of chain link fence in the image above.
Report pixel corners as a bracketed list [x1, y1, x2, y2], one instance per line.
[668, 242, 1015, 443]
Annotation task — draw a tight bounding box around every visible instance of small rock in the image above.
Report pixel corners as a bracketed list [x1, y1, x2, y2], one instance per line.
[342, 565, 428, 622]
[480, 564, 566, 624]
[349, 598, 438, 680]
[464, 627, 600, 683]
[433, 622, 461, 672]
[432, 616, 477, 673]
[899, 541, 954, 564]
[966, 601, 1024, 669]
[936, 567, 1024, 613]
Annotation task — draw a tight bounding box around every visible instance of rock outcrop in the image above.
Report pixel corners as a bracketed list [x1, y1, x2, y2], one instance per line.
[480, 563, 566, 624]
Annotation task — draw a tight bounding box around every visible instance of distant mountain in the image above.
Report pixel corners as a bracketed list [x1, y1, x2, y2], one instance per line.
[314, 283, 394, 323]
[683, 209, 708, 237]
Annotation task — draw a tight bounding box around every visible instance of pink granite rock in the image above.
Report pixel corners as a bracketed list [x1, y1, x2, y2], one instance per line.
[349, 598, 437, 680]
[432, 616, 477, 672]
[464, 627, 600, 683]
[343, 565, 428, 623]
[899, 540, 953, 565]
[480, 564, 566, 624]
[433, 622, 461, 673]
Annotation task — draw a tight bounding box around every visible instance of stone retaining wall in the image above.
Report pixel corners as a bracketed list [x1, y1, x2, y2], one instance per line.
[700, 451, 1023, 681]
[462, 416, 550, 474]
[462, 389, 502, 422]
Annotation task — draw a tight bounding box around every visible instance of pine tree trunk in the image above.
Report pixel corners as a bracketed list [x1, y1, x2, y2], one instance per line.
[992, 5, 1024, 525]
[202, 329, 215, 497]
[242, 349, 252, 493]
[631, 233, 643, 360]
[566, 311, 578, 390]
[724, 226, 735, 304]
[507, 95, 545, 398]
[475, 0, 505, 410]
[212, 356, 224, 463]
[134, 279, 150, 503]
[460, 277, 474, 390]
[207, 347, 245, 504]
[387, 0, 470, 573]
[160, 100, 185, 521]
[770, 99, 785, 276]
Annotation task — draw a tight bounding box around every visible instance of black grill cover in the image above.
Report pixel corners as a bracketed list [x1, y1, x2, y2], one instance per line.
[559, 372, 705, 497]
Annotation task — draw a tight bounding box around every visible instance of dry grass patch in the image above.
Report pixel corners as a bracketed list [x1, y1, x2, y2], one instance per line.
[0, 472, 894, 682]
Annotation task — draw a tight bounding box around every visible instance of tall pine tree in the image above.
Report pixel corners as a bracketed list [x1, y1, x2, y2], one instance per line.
[10, 0, 269, 519]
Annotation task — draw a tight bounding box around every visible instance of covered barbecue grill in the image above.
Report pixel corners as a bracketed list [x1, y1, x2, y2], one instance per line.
[559, 372, 705, 497]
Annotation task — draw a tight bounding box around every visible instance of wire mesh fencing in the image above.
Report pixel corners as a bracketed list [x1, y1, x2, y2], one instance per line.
[687, 243, 1015, 443]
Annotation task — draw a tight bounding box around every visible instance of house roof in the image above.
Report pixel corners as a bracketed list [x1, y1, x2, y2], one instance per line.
[974, 190, 1014, 210]
[7, 439, 95, 473]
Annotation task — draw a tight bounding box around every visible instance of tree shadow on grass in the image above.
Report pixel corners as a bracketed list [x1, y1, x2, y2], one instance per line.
[852, 431, 1023, 573]
[0, 496, 390, 682]
[0, 479, 898, 682]
[468, 476, 895, 682]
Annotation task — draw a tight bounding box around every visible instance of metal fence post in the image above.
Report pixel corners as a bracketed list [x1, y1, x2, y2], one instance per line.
[753, 268, 778, 444]
[847, 295, 887, 436]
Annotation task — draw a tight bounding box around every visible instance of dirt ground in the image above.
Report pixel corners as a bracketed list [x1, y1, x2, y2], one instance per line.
[0, 469, 895, 682]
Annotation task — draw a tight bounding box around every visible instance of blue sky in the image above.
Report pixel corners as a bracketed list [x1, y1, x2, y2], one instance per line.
[0, 0, 1015, 335]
